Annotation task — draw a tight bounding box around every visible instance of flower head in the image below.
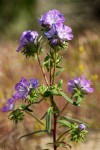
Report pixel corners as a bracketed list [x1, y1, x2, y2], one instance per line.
[14, 77, 30, 99]
[56, 23, 73, 41]
[39, 9, 65, 27]
[79, 76, 94, 93]
[79, 124, 86, 130]
[68, 76, 94, 94]
[17, 30, 39, 52]
[44, 23, 73, 47]
[2, 98, 15, 112]
[44, 24, 57, 39]
[51, 39, 58, 46]
[30, 78, 38, 89]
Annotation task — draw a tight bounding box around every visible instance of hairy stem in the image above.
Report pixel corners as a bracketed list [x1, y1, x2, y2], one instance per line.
[50, 95, 57, 150]
[50, 50, 52, 86]
[58, 102, 69, 117]
[57, 129, 71, 142]
[52, 50, 57, 84]
[53, 113, 57, 150]
[49, 48, 58, 150]
[37, 52, 49, 86]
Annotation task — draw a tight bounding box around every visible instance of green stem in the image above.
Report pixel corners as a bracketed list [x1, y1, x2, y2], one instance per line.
[37, 52, 49, 86]
[58, 95, 73, 117]
[50, 50, 52, 86]
[49, 48, 58, 150]
[24, 110, 44, 126]
[58, 102, 69, 117]
[50, 95, 57, 150]
[52, 50, 57, 84]
[57, 129, 71, 142]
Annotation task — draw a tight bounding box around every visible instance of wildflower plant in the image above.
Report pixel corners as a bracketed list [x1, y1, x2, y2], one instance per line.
[2, 9, 94, 150]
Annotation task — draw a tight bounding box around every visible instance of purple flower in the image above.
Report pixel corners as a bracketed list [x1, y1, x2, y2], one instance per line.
[44, 23, 73, 44]
[14, 77, 30, 99]
[79, 76, 94, 93]
[2, 98, 15, 112]
[17, 30, 39, 52]
[79, 124, 86, 130]
[51, 39, 58, 46]
[56, 23, 73, 41]
[68, 77, 80, 92]
[30, 78, 38, 89]
[39, 9, 65, 27]
[68, 76, 94, 93]
[44, 24, 57, 39]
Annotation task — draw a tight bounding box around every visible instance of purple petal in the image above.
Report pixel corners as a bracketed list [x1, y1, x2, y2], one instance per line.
[2, 105, 10, 112]
[30, 78, 38, 89]
[44, 25, 57, 39]
[56, 23, 73, 41]
[2, 98, 15, 112]
[17, 30, 39, 52]
[39, 9, 65, 26]
[20, 77, 30, 87]
[79, 124, 86, 130]
[51, 39, 58, 46]
[8, 98, 14, 104]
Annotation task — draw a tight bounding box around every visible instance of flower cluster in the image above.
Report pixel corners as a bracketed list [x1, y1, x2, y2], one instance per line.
[68, 76, 94, 105]
[39, 9, 65, 27]
[39, 9, 73, 47]
[68, 75, 94, 94]
[17, 30, 39, 57]
[78, 123, 86, 130]
[2, 77, 38, 112]
[70, 123, 87, 142]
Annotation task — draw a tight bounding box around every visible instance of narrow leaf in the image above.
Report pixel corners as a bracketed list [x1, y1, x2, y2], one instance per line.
[58, 120, 71, 128]
[60, 116, 88, 126]
[59, 91, 74, 105]
[46, 107, 53, 134]
[19, 130, 46, 140]
[55, 68, 65, 77]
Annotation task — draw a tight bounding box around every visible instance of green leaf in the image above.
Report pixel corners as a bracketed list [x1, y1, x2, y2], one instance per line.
[38, 84, 48, 95]
[43, 89, 60, 97]
[27, 89, 39, 104]
[21, 104, 33, 112]
[59, 91, 74, 105]
[46, 107, 53, 134]
[43, 55, 50, 65]
[60, 116, 86, 125]
[43, 90, 52, 97]
[55, 68, 65, 77]
[56, 65, 62, 68]
[43, 55, 50, 71]
[19, 130, 46, 140]
[58, 120, 72, 128]
[57, 79, 63, 88]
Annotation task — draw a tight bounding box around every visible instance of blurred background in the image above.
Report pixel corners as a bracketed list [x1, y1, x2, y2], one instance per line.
[0, 0, 100, 149]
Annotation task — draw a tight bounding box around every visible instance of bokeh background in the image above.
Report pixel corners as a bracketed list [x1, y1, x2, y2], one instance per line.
[0, 0, 100, 149]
